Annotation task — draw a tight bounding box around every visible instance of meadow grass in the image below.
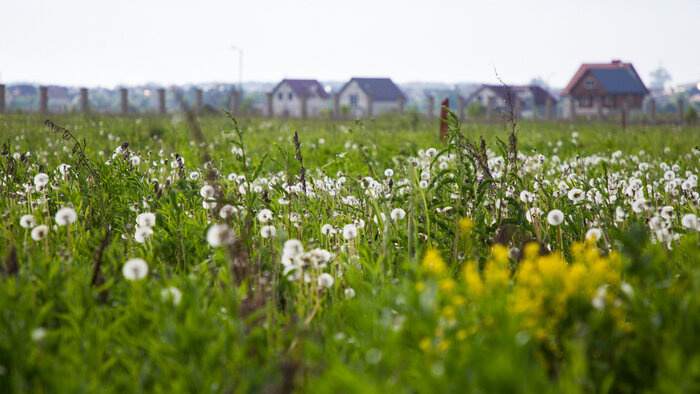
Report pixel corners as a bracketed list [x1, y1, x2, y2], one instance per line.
[1, 113, 700, 393]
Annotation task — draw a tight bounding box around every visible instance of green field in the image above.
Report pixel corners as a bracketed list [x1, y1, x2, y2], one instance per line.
[2, 112, 700, 393]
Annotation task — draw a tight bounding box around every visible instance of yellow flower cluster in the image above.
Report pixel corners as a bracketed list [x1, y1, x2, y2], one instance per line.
[421, 249, 447, 276]
[510, 242, 623, 339]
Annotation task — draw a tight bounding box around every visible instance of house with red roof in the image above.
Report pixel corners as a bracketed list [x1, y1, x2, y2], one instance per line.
[270, 79, 330, 117]
[465, 84, 557, 119]
[561, 60, 648, 118]
[337, 77, 406, 117]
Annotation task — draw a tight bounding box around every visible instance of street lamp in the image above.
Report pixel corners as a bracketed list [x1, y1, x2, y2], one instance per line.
[231, 46, 243, 95]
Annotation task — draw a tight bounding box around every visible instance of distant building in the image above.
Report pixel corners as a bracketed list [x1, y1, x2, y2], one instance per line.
[561, 60, 648, 118]
[270, 79, 330, 117]
[337, 77, 406, 117]
[465, 84, 557, 118]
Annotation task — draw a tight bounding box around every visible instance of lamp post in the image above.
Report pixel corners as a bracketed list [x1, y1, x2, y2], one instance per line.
[231, 46, 243, 96]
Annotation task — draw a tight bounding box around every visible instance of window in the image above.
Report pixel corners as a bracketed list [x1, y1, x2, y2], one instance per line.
[580, 96, 592, 107]
[277, 93, 282, 100]
[603, 95, 614, 107]
[584, 78, 595, 89]
[350, 94, 358, 107]
[288, 93, 293, 100]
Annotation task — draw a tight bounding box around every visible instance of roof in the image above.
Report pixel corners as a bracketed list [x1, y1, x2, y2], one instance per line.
[272, 79, 330, 99]
[562, 60, 648, 95]
[340, 78, 406, 101]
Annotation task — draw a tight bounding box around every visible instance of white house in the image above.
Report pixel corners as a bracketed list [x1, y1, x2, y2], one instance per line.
[270, 79, 330, 117]
[337, 78, 406, 117]
[465, 84, 557, 119]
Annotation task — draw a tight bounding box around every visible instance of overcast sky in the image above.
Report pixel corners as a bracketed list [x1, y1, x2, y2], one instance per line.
[1, 0, 697, 88]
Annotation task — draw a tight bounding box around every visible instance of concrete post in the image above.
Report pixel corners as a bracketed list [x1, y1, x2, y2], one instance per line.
[595, 96, 603, 121]
[300, 92, 307, 119]
[457, 96, 465, 121]
[0, 84, 5, 114]
[397, 96, 405, 115]
[427, 95, 435, 118]
[486, 96, 494, 121]
[545, 97, 553, 120]
[569, 97, 576, 121]
[266, 92, 273, 117]
[677, 98, 684, 125]
[366, 93, 373, 118]
[39, 86, 48, 114]
[621, 99, 628, 130]
[195, 89, 203, 116]
[333, 93, 340, 119]
[120, 88, 128, 115]
[80, 88, 89, 114]
[649, 99, 656, 124]
[231, 91, 239, 116]
[515, 97, 523, 120]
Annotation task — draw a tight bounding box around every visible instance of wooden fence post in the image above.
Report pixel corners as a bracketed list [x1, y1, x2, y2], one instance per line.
[120, 88, 128, 115]
[545, 97, 553, 120]
[266, 92, 273, 117]
[300, 92, 307, 119]
[0, 84, 5, 114]
[195, 89, 203, 115]
[157, 89, 166, 115]
[367, 93, 373, 118]
[39, 86, 48, 114]
[397, 96, 404, 116]
[427, 95, 434, 118]
[231, 91, 239, 116]
[648, 99, 656, 124]
[80, 88, 89, 114]
[333, 93, 340, 119]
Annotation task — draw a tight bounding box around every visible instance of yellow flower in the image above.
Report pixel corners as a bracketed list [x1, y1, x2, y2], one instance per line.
[438, 278, 456, 294]
[422, 249, 447, 276]
[491, 244, 509, 264]
[459, 217, 474, 235]
[462, 262, 484, 296]
[419, 337, 431, 353]
[415, 281, 426, 292]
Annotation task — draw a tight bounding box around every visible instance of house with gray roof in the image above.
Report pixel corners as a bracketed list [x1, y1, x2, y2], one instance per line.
[337, 77, 406, 117]
[270, 79, 330, 117]
[561, 60, 648, 118]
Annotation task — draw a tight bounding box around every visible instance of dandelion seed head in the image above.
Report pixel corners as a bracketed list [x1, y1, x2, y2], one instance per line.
[207, 224, 235, 247]
[55, 207, 77, 226]
[122, 258, 149, 280]
[20, 214, 36, 229]
[31, 225, 48, 241]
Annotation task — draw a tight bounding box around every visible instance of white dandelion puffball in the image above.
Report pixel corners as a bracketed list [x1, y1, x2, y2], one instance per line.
[257, 209, 273, 223]
[134, 226, 154, 243]
[344, 288, 356, 299]
[585, 228, 602, 242]
[318, 273, 334, 289]
[283, 239, 304, 259]
[342, 223, 358, 240]
[546, 209, 564, 226]
[260, 225, 277, 239]
[391, 208, 406, 221]
[525, 207, 542, 223]
[419, 180, 429, 189]
[55, 207, 77, 226]
[34, 173, 49, 188]
[207, 224, 235, 247]
[123, 258, 149, 281]
[384, 168, 394, 177]
[31, 225, 49, 241]
[320, 224, 335, 235]
[20, 214, 37, 229]
[681, 214, 698, 230]
[200, 185, 215, 199]
[567, 188, 585, 202]
[129, 156, 141, 166]
[219, 204, 237, 219]
[161, 286, 182, 305]
[136, 212, 156, 228]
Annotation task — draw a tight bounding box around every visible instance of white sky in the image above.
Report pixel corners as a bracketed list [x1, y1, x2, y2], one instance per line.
[1, 0, 697, 88]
